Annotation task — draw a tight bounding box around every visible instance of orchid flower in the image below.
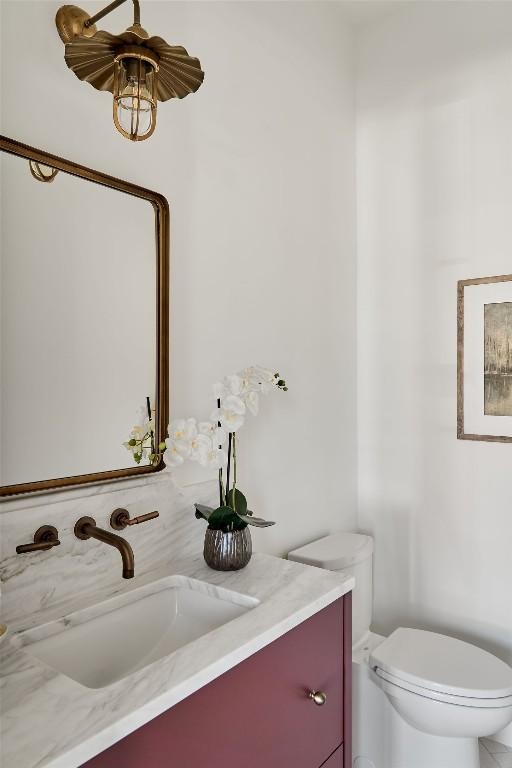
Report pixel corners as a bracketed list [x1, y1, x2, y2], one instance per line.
[244, 390, 259, 416]
[201, 444, 228, 470]
[189, 432, 212, 464]
[198, 421, 227, 446]
[164, 438, 187, 467]
[164, 418, 194, 467]
[123, 402, 156, 464]
[210, 394, 246, 433]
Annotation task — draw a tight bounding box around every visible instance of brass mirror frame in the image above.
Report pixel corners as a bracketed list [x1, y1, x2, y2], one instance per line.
[0, 135, 169, 497]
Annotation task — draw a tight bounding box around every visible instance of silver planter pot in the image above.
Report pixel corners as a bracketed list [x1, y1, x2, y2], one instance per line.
[203, 527, 252, 571]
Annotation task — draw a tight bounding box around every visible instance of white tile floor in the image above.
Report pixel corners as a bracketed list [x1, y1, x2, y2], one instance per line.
[480, 739, 512, 768]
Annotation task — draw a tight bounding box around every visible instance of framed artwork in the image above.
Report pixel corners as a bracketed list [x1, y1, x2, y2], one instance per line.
[457, 274, 512, 442]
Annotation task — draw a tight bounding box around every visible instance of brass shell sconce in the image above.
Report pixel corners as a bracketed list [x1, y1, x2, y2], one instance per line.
[55, 0, 204, 141]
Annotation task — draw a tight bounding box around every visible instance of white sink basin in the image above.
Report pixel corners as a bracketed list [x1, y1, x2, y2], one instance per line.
[13, 576, 259, 689]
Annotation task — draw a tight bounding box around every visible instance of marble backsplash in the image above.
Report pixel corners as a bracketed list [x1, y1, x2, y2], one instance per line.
[0, 473, 217, 627]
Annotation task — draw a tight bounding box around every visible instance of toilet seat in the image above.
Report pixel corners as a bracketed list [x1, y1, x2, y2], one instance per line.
[370, 628, 512, 706]
[373, 667, 512, 708]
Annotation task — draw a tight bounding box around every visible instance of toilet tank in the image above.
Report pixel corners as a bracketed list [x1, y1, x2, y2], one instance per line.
[288, 532, 374, 647]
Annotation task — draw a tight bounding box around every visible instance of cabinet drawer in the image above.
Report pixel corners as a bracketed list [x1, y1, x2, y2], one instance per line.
[321, 745, 343, 767]
[82, 598, 344, 768]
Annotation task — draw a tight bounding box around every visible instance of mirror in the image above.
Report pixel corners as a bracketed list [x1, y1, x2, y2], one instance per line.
[0, 136, 169, 496]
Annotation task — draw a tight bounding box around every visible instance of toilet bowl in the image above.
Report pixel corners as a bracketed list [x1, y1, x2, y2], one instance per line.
[289, 533, 512, 768]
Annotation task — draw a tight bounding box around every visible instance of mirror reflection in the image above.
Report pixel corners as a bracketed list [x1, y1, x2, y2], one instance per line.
[0, 149, 157, 488]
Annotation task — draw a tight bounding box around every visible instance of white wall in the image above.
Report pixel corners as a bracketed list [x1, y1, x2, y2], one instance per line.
[357, 0, 512, 689]
[0, 1, 357, 555]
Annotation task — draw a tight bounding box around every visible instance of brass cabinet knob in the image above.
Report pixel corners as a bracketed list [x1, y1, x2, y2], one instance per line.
[308, 690, 327, 706]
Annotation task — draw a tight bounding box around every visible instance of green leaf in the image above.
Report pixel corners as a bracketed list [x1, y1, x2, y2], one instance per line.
[226, 488, 247, 515]
[133, 453, 142, 464]
[128, 439, 137, 446]
[158, 441, 167, 452]
[207, 505, 237, 528]
[194, 503, 214, 521]
[207, 505, 247, 532]
[235, 512, 275, 528]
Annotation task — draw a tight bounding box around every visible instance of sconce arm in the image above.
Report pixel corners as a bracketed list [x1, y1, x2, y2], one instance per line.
[84, 0, 140, 29]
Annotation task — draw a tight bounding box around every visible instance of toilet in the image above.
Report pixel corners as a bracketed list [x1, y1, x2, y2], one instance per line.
[288, 532, 512, 768]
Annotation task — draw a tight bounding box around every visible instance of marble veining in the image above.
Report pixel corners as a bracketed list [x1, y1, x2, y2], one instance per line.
[0, 474, 215, 627]
[1, 552, 354, 768]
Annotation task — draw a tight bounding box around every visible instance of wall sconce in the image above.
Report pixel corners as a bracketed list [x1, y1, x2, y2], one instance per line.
[55, 0, 204, 141]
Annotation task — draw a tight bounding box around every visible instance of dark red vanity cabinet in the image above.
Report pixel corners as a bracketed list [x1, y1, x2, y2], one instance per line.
[82, 594, 352, 768]
[321, 745, 344, 767]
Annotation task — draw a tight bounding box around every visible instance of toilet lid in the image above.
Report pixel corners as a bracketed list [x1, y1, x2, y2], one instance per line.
[288, 532, 373, 570]
[370, 628, 512, 700]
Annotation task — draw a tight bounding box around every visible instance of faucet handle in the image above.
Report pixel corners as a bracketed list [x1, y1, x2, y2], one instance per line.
[16, 525, 60, 554]
[110, 508, 159, 531]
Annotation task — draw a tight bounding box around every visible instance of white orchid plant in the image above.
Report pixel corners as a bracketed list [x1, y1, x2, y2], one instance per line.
[124, 366, 287, 533]
[123, 397, 163, 465]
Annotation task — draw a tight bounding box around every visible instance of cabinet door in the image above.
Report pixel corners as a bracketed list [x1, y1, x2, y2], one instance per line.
[82, 598, 344, 768]
[321, 745, 343, 767]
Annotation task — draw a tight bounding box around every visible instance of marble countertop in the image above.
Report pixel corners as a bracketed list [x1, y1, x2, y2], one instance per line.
[0, 552, 354, 768]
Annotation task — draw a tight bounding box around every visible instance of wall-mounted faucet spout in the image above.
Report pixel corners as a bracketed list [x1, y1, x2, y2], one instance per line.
[74, 517, 135, 579]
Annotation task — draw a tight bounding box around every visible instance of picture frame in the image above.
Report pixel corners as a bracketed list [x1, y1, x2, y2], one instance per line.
[457, 273, 512, 443]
